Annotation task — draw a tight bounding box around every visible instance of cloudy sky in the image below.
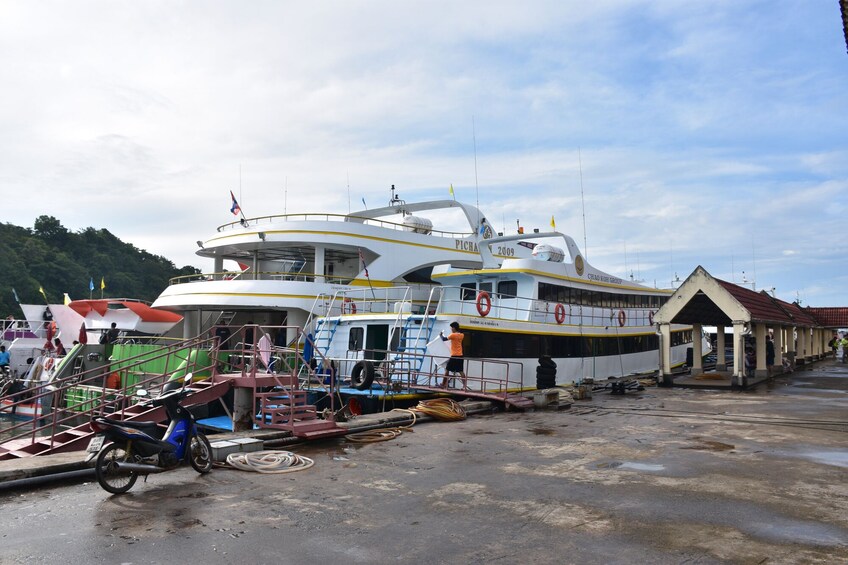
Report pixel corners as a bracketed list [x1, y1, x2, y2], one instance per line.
[1, 1, 846, 306]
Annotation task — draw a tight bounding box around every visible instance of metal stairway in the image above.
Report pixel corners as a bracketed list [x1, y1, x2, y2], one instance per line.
[0, 380, 230, 460]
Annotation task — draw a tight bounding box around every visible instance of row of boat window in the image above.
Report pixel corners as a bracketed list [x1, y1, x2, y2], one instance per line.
[459, 281, 668, 309]
[460, 329, 693, 359]
[347, 326, 694, 359]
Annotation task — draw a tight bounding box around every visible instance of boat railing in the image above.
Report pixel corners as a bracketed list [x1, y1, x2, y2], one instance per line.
[433, 287, 660, 328]
[167, 271, 359, 286]
[0, 335, 218, 455]
[215, 212, 475, 239]
[2, 318, 51, 341]
[326, 285, 660, 329]
[327, 348, 524, 397]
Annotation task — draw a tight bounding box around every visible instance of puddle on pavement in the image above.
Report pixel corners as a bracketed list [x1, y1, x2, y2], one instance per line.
[594, 461, 665, 472]
[749, 519, 848, 546]
[618, 462, 665, 471]
[801, 450, 848, 468]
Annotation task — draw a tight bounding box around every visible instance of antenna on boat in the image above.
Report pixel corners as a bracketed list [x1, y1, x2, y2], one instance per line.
[578, 147, 588, 260]
[284, 176, 288, 215]
[472, 115, 480, 224]
[346, 172, 350, 214]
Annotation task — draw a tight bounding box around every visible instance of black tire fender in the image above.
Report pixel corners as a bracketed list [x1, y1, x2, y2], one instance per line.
[350, 360, 375, 391]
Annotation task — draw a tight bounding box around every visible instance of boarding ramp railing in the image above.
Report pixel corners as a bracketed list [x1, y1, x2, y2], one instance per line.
[0, 335, 223, 459]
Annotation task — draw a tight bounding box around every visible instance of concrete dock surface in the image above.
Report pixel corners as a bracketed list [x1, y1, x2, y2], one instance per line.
[0, 360, 846, 564]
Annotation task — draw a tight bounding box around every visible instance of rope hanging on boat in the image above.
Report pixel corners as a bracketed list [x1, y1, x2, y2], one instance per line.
[412, 398, 467, 421]
[224, 450, 314, 473]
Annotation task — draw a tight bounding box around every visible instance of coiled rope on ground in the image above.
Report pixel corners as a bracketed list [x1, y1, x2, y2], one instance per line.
[411, 398, 467, 421]
[225, 450, 315, 473]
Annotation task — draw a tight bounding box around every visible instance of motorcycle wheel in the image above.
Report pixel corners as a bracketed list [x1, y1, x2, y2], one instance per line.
[95, 443, 138, 494]
[188, 432, 213, 474]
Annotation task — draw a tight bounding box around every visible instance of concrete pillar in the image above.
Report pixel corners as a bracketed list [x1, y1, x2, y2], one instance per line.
[692, 323, 703, 373]
[659, 323, 672, 386]
[773, 326, 784, 374]
[797, 326, 807, 365]
[232, 386, 254, 432]
[754, 323, 767, 379]
[785, 326, 796, 370]
[716, 325, 727, 371]
[732, 321, 747, 388]
[315, 245, 325, 284]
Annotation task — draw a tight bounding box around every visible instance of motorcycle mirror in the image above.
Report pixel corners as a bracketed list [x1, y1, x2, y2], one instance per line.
[183, 372, 193, 385]
[136, 389, 149, 398]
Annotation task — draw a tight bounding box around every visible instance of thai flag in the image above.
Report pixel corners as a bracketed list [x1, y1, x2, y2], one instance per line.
[230, 191, 241, 216]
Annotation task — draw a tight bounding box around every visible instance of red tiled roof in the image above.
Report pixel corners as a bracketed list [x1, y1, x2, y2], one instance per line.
[806, 307, 848, 328]
[714, 278, 824, 326]
[715, 279, 795, 324]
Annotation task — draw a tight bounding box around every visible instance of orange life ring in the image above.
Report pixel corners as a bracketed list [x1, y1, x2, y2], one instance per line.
[618, 310, 626, 327]
[44, 357, 54, 370]
[342, 298, 357, 315]
[554, 303, 566, 324]
[476, 291, 491, 317]
[648, 310, 655, 325]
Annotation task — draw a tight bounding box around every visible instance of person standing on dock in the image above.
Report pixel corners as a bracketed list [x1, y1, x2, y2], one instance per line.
[439, 322, 466, 390]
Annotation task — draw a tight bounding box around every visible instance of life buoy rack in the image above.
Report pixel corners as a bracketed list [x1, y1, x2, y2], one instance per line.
[350, 360, 375, 391]
[648, 310, 655, 325]
[342, 298, 357, 315]
[476, 291, 492, 317]
[554, 303, 566, 324]
[617, 310, 626, 327]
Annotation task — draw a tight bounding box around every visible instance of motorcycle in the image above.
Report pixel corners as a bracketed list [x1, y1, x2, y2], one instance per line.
[86, 373, 213, 494]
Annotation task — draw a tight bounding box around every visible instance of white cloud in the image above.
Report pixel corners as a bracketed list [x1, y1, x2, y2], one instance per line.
[0, 0, 845, 305]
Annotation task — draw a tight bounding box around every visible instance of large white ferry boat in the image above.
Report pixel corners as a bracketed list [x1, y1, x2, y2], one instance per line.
[312, 230, 703, 390]
[152, 187, 536, 342]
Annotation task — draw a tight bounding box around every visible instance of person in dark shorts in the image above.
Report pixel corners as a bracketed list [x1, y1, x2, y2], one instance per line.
[439, 322, 466, 389]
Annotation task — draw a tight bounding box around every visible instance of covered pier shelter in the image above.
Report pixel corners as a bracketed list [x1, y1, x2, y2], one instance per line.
[653, 266, 826, 389]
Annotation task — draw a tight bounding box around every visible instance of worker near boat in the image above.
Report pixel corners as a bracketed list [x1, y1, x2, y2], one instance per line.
[439, 322, 467, 390]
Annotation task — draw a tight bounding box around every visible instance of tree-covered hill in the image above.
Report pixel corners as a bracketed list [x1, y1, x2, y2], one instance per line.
[0, 216, 199, 318]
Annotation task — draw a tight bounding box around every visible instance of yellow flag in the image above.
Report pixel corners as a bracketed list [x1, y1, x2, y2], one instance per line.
[100, 277, 106, 290]
[449, 184, 455, 199]
[38, 285, 47, 300]
[63, 293, 71, 306]
[550, 216, 556, 229]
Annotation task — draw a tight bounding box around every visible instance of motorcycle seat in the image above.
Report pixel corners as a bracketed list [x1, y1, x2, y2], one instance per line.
[96, 416, 162, 435]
